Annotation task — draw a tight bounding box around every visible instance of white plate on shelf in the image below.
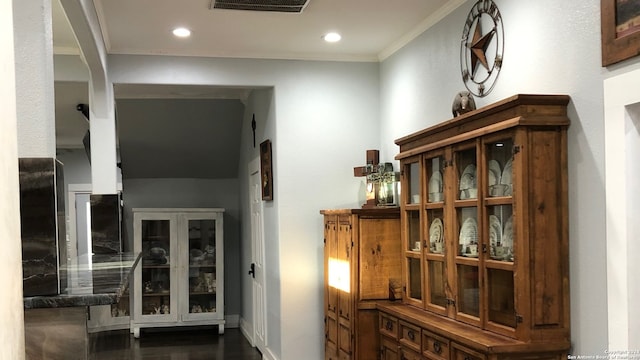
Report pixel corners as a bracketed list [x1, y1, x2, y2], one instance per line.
[488, 159, 501, 186]
[500, 159, 513, 195]
[488, 169, 500, 187]
[458, 217, 478, 254]
[502, 215, 514, 250]
[428, 171, 443, 194]
[429, 218, 444, 252]
[459, 164, 477, 189]
[489, 215, 502, 257]
[489, 160, 501, 179]
[429, 218, 443, 242]
[489, 215, 502, 245]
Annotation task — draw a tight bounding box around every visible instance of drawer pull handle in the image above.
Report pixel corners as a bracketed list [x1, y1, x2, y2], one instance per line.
[433, 341, 442, 354]
[465, 356, 473, 360]
[385, 320, 393, 330]
[408, 330, 415, 341]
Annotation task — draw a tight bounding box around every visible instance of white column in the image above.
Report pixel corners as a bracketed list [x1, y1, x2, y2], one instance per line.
[13, 0, 56, 158]
[89, 80, 118, 194]
[60, 0, 118, 194]
[604, 68, 640, 351]
[0, 0, 26, 358]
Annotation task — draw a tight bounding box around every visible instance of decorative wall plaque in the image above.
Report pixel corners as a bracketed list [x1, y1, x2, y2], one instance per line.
[460, 0, 504, 97]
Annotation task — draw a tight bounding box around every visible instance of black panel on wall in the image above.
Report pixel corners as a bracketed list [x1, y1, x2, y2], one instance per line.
[90, 194, 122, 254]
[19, 158, 62, 297]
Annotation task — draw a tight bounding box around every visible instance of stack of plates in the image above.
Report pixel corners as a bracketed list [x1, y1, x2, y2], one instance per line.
[489, 215, 514, 261]
[459, 164, 477, 199]
[428, 171, 443, 202]
[500, 159, 513, 196]
[458, 217, 478, 257]
[429, 218, 444, 253]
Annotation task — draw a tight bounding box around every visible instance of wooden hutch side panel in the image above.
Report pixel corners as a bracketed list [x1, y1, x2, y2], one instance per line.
[527, 128, 570, 332]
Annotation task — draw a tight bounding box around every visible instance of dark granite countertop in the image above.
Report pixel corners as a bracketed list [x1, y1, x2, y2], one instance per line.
[24, 252, 141, 309]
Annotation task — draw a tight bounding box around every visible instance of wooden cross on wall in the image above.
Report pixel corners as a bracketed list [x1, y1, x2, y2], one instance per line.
[353, 149, 379, 208]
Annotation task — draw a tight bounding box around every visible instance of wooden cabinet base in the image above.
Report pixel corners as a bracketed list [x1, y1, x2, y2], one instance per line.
[378, 303, 570, 360]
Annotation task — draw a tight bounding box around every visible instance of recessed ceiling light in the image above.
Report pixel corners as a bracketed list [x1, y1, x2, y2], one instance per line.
[323, 32, 341, 43]
[172, 27, 191, 38]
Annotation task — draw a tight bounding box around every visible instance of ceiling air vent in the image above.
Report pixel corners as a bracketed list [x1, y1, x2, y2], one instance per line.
[210, 0, 309, 13]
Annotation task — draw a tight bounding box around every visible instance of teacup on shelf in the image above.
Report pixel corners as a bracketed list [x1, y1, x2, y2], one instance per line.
[467, 188, 477, 199]
[489, 184, 509, 197]
[460, 188, 478, 199]
[428, 192, 443, 202]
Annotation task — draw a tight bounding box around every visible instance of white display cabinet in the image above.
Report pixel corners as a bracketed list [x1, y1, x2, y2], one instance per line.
[131, 208, 225, 338]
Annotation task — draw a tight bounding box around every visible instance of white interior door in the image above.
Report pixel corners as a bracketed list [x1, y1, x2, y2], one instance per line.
[250, 157, 267, 354]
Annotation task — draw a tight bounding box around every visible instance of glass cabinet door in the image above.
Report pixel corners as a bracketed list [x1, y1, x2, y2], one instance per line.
[486, 138, 514, 198]
[405, 211, 422, 303]
[424, 152, 446, 313]
[456, 147, 477, 201]
[139, 218, 174, 319]
[455, 207, 480, 321]
[484, 135, 517, 332]
[426, 155, 445, 204]
[402, 157, 423, 305]
[406, 161, 421, 205]
[454, 144, 480, 325]
[186, 218, 218, 314]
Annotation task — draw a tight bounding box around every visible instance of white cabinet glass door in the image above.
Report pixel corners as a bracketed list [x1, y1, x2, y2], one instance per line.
[134, 213, 178, 324]
[181, 212, 224, 322]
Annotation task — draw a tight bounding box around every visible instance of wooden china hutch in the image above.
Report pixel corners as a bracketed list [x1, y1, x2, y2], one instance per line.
[323, 94, 571, 360]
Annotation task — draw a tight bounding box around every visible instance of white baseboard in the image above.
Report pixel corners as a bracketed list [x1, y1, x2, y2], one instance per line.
[239, 317, 255, 346]
[262, 347, 278, 360]
[238, 317, 279, 360]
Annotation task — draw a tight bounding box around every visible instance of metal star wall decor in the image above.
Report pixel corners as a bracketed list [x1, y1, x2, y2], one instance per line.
[460, 0, 504, 97]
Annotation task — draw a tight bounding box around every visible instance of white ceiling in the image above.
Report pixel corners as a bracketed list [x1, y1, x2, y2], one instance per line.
[53, 0, 463, 62]
[52, 0, 465, 178]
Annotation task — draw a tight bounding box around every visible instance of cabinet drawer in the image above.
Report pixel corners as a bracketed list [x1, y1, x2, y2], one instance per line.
[399, 345, 422, 360]
[422, 329, 450, 360]
[380, 312, 399, 339]
[452, 342, 486, 360]
[398, 320, 421, 353]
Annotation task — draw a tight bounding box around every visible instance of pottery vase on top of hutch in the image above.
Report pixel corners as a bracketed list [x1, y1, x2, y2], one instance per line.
[323, 94, 571, 360]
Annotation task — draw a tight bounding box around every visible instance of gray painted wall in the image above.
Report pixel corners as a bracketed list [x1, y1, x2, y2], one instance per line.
[107, 55, 380, 360]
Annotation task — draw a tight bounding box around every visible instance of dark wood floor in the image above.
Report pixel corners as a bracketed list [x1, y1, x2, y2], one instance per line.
[89, 327, 263, 360]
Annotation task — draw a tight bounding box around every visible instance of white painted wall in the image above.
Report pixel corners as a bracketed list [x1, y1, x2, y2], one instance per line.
[238, 88, 280, 355]
[14, 0, 56, 158]
[108, 55, 379, 359]
[1, 0, 25, 358]
[380, 0, 638, 355]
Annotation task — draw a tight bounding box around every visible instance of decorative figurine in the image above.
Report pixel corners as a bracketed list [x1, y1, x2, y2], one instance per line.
[452, 91, 476, 117]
